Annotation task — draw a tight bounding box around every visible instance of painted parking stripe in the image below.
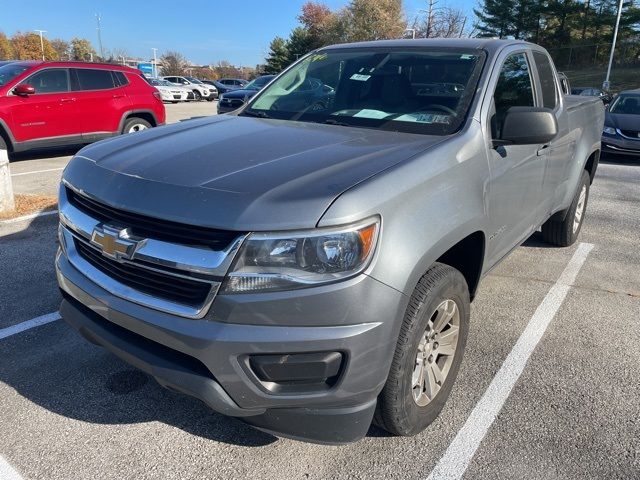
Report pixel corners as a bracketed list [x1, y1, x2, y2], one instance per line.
[0, 455, 24, 480]
[426, 242, 594, 480]
[0, 311, 61, 340]
[10, 167, 65, 177]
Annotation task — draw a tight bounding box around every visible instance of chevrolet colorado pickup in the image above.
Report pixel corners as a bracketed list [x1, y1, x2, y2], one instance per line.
[56, 39, 604, 444]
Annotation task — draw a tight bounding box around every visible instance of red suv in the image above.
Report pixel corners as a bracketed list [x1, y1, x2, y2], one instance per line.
[0, 61, 166, 153]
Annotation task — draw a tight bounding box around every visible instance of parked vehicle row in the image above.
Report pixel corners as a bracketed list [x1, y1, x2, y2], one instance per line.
[217, 75, 275, 113]
[161, 76, 217, 101]
[0, 61, 165, 153]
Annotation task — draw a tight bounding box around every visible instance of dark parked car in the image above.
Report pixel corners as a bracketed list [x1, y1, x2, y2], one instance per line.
[217, 75, 275, 113]
[213, 78, 248, 95]
[572, 87, 612, 104]
[601, 89, 640, 156]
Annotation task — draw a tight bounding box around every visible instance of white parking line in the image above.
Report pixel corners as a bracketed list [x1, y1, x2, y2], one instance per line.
[0, 455, 24, 480]
[426, 242, 594, 480]
[0, 311, 61, 341]
[10, 167, 65, 177]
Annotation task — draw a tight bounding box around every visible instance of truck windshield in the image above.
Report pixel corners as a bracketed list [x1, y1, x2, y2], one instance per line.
[243, 47, 486, 135]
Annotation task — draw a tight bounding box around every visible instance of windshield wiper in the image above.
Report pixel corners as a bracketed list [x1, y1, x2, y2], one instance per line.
[242, 109, 271, 119]
[322, 119, 350, 127]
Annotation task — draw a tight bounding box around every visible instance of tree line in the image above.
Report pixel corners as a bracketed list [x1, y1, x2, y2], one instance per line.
[0, 31, 113, 62]
[265, 0, 640, 73]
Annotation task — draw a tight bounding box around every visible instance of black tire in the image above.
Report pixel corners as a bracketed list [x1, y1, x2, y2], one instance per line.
[193, 90, 202, 101]
[121, 117, 152, 135]
[0, 135, 7, 151]
[206, 97, 214, 102]
[541, 170, 590, 247]
[375, 263, 470, 436]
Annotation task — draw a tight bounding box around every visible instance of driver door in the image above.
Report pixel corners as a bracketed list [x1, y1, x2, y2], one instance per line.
[10, 68, 79, 143]
[484, 51, 548, 268]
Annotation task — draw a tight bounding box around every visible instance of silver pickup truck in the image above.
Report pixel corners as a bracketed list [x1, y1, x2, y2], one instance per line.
[56, 39, 604, 444]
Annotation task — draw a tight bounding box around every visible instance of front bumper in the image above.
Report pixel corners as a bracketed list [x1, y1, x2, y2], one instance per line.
[56, 247, 407, 444]
[601, 134, 640, 156]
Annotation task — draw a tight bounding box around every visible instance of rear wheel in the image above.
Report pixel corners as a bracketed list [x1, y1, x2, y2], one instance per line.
[375, 263, 470, 436]
[541, 170, 590, 247]
[121, 117, 152, 134]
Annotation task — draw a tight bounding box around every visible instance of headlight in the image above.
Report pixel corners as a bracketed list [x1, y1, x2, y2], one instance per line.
[603, 126, 617, 135]
[222, 218, 380, 293]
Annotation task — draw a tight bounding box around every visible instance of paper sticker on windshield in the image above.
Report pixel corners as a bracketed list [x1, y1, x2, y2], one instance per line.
[393, 113, 451, 124]
[350, 74, 371, 81]
[353, 109, 391, 119]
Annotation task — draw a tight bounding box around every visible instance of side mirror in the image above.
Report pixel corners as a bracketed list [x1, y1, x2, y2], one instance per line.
[498, 107, 558, 145]
[14, 84, 35, 96]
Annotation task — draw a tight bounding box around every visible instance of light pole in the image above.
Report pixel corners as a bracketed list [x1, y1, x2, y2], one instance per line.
[404, 28, 416, 39]
[151, 48, 158, 78]
[95, 13, 105, 60]
[34, 30, 47, 60]
[603, 0, 624, 91]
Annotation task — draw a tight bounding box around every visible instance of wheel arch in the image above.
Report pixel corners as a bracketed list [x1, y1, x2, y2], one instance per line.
[119, 110, 158, 132]
[0, 118, 16, 152]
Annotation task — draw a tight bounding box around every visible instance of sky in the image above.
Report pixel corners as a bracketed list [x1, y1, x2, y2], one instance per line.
[0, 0, 475, 67]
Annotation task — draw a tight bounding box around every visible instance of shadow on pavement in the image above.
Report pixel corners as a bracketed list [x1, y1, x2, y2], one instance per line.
[599, 152, 640, 167]
[9, 145, 83, 162]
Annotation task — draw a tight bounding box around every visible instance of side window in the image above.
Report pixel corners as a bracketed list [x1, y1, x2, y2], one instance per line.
[533, 51, 557, 109]
[74, 69, 115, 90]
[24, 68, 69, 94]
[492, 53, 534, 138]
[113, 71, 129, 87]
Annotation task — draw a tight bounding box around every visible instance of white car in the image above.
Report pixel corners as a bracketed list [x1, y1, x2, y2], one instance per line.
[161, 76, 217, 101]
[148, 78, 190, 103]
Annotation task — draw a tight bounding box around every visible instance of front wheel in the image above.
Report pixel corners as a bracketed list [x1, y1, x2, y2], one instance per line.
[121, 117, 152, 134]
[375, 263, 470, 436]
[541, 170, 590, 247]
[193, 90, 202, 101]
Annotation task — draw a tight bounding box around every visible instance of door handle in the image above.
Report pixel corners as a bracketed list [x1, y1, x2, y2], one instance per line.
[112, 94, 125, 99]
[60, 97, 76, 103]
[536, 144, 550, 156]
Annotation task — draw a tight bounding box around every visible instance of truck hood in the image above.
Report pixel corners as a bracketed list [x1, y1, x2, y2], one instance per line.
[63, 115, 444, 231]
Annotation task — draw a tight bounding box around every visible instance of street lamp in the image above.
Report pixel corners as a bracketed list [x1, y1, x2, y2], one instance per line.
[404, 28, 416, 39]
[603, 0, 625, 91]
[151, 48, 158, 78]
[34, 30, 47, 60]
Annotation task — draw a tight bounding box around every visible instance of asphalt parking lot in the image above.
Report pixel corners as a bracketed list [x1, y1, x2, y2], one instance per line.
[1, 104, 639, 479]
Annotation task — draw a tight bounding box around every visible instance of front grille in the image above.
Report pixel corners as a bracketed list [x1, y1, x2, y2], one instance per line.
[66, 187, 241, 249]
[74, 238, 212, 307]
[619, 129, 640, 139]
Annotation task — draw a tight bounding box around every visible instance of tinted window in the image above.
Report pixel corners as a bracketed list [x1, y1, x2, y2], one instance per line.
[25, 69, 69, 94]
[0, 63, 30, 87]
[533, 51, 557, 109]
[113, 71, 128, 87]
[610, 95, 640, 115]
[75, 69, 115, 90]
[493, 53, 534, 137]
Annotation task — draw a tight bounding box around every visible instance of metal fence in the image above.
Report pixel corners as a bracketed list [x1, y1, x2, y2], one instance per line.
[547, 42, 640, 91]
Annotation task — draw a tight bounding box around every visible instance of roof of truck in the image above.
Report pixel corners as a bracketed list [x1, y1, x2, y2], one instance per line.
[322, 38, 534, 53]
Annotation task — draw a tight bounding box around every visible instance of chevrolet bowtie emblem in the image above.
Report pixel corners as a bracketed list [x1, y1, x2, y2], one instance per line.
[90, 225, 143, 261]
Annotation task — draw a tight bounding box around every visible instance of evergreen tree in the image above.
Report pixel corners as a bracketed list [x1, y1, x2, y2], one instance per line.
[264, 37, 290, 74]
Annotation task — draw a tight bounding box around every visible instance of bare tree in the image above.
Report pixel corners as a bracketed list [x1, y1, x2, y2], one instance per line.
[160, 51, 187, 76]
[413, 5, 468, 38]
